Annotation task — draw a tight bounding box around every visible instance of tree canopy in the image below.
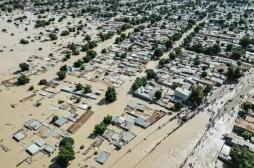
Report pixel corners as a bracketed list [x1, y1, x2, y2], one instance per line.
[189, 85, 204, 106]
[19, 62, 29, 71]
[230, 146, 254, 168]
[57, 137, 75, 167]
[17, 75, 30, 85]
[231, 46, 245, 60]
[57, 70, 66, 80]
[105, 87, 117, 102]
[131, 77, 147, 91]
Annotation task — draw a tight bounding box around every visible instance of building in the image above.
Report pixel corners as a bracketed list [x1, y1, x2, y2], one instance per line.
[13, 130, 26, 142]
[174, 87, 191, 101]
[95, 151, 110, 164]
[26, 144, 40, 155]
[134, 85, 157, 102]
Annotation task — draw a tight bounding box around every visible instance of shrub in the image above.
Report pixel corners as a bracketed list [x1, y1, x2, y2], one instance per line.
[17, 75, 30, 85]
[57, 70, 66, 80]
[20, 39, 29, 44]
[19, 62, 29, 71]
[38, 79, 47, 85]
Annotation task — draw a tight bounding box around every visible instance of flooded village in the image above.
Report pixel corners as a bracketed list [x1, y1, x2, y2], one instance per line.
[1, 0, 254, 168]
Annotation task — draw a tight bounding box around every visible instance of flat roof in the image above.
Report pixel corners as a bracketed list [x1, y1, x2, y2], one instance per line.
[26, 144, 40, 155]
[13, 131, 26, 142]
[95, 151, 110, 164]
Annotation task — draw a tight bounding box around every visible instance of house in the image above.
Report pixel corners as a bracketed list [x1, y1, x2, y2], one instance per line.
[134, 85, 157, 102]
[24, 119, 42, 130]
[218, 144, 231, 163]
[95, 151, 110, 164]
[135, 116, 150, 128]
[35, 139, 46, 147]
[111, 116, 134, 131]
[26, 144, 40, 155]
[174, 87, 191, 101]
[43, 145, 55, 154]
[13, 130, 26, 142]
[54, 117, 68, 127]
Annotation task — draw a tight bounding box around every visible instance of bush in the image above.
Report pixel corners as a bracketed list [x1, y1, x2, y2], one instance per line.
[155, 90, 162, 100]
[35, 102, 41, 107]
[20, 39, 29, 44]
[60, 30, 70, 36]
[59, 137, 74, 147]
[103, 115, 112, 125]
[76, 83, 83, 91]
[28, 85, 34, 91]
[94, 122, 107, 135]
[38, 79, 47, 85]
[83, 85, 92, 94]
[17, 75, 30, 85]
[73, 59, 83, 68]
[50, 115, 59, 124]
[60, 65, 68, 71]
[49, 33, 57, 40]
[174, 102, 183, 111]
[57, 70, 66, 80]
[19, 62, 29, 71]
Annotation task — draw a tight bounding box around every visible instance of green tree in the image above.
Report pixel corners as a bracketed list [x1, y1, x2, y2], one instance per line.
[17, 75, 30, 85]
[241, 131, 252, 140]
[175, 47, 182, 55]
[57, 137, 75, 167]
[230, 146, 254, 168]
[145, 69, 157, 80]
[57, 70, 66, 80]
[155, 90, 162, 100]
[76, 83, 83, 91]
[83, 85, 92, 94]
[165, 39, 173, 50]
[169, 52, 176, 60]
[131, 77, 147, 91]
[94, 122, 107, 135]
[105, 87, 117, 102]
[226, 44, 233, 52]
[50, 115, 59, 124]
[227, 65, 243, 82]
[189, 86, 204, 106]
[73, 59, 83, 68]
[200, 71, 207, 78]
[203, 85, 213, 96]
[59, 137, 74, 147]
[49, 33, 57, 40]
[153, 48, 163, 59]
[81, 44, 89, 52]
[239, 36, 251, 48]
[60, 65, 68, 71]
[103, 115, 112, 125]
[231, 47, 245, 60]
[174, 102, 183, 111]
[19, 62, 29, 71]
[159, 58, 169, 66]
[38, 79, 48, 85]
[20, 39, 29, 44]
[86, 50, 97, 59]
